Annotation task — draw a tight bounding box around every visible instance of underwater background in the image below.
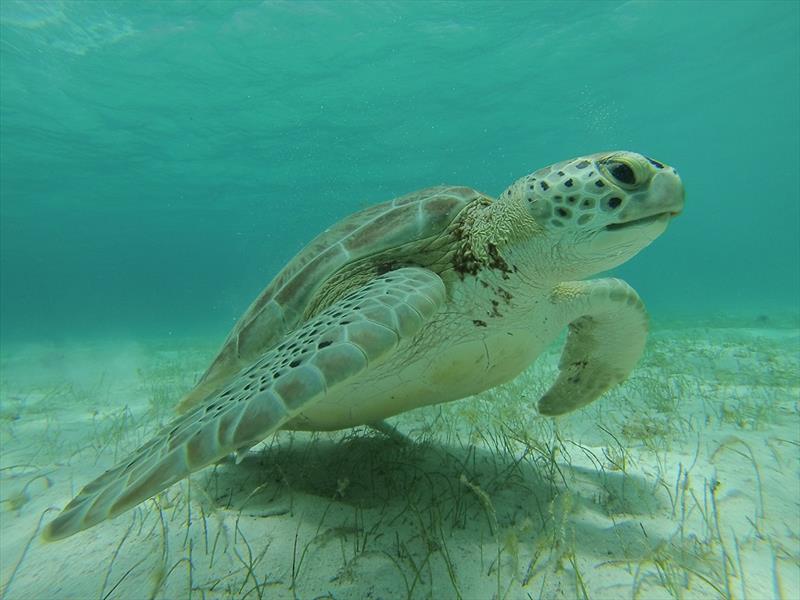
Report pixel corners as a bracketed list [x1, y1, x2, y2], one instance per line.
[1, 2, 799, 600]
[1, 0, 798, 343]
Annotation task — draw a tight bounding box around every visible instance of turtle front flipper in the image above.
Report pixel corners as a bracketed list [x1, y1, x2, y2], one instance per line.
[538, 278, 648, 416]
[43, 267, 445, 541]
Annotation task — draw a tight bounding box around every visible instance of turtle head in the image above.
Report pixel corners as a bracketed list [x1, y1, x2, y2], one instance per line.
[503, 151, 684, 278]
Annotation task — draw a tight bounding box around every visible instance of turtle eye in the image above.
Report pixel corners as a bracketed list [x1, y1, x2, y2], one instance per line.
[606, 160, 636, 186]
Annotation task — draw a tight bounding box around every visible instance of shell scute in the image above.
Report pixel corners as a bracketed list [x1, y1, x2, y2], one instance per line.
[344, 203, 420, 252]
[177, 186, 480, 412]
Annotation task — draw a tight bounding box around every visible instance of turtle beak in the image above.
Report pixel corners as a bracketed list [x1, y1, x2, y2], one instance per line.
[650, 169, 685, 218]
[604, 169, 684, 232]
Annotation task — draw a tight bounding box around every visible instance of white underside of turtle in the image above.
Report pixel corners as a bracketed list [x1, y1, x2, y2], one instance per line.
[43, 150, 684, 541]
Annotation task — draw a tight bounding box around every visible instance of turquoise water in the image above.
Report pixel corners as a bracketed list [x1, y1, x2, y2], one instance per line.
[1, 0, 798, 341]
[2, 4, 800, 600]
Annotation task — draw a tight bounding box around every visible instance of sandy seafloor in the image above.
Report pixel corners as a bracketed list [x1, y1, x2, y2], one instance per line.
[0, 316, 798, 600]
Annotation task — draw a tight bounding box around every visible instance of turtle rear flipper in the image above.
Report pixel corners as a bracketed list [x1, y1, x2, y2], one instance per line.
[43, 267, 445, 541]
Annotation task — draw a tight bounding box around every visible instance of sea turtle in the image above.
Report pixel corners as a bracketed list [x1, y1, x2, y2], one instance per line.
[44, 151, 684, 540]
